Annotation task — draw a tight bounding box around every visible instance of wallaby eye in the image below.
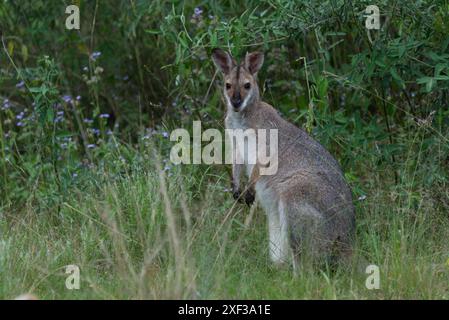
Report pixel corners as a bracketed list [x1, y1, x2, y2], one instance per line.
[244, 82, 251, 90]
[226, 83, 232, 90]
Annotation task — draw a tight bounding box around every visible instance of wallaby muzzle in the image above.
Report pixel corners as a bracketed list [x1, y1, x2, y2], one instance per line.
[231, 92, 242, 110]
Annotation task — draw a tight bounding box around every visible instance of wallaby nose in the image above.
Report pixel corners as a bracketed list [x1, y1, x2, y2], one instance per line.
[231, 97, 242, 109]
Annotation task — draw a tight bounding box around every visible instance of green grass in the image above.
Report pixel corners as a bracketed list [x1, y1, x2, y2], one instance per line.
[1, 125, 448, 300]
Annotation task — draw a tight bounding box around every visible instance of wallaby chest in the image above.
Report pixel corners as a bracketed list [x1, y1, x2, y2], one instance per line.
[225, 113, 256, 177]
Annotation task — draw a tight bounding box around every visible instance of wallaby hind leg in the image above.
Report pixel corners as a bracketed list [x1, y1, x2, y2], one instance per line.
[288, 203, 328, 265]
[267, 200, 290, 265]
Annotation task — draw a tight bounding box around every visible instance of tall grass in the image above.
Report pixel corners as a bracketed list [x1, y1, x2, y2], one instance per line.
[1, 120, 448, 299]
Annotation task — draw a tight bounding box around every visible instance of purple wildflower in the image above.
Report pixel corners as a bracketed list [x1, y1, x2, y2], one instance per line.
[16, 80, 25, 89]
[62, 95, 72, 103]
[16, 112, 25, 120]
[54, 116, 64, 123]
[87, 144, 96, 149]
[76, 95, 81, 101]
[99, 113, 110, 119]
[2, 99, 10, 110]
[16, 121, 24, 127]
[161, 131, 169, 138]
[84, 118, 94, 124]
[194, 7, 203, 16]
[90, 51, 102, 61]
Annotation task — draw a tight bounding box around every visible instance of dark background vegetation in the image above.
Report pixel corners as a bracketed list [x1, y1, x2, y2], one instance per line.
[1, 1, 448, 203]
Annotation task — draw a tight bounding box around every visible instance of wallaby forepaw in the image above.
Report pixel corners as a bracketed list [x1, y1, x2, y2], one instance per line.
[244, 191, 255, 206]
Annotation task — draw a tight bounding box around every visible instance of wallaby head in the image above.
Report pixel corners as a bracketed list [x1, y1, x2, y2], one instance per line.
[212, 48, 264, 112]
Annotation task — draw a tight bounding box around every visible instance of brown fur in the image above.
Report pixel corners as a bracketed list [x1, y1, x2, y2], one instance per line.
[212, 49, 355, 265]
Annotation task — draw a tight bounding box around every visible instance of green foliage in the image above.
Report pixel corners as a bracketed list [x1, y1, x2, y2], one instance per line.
[0, 0, 448, 299]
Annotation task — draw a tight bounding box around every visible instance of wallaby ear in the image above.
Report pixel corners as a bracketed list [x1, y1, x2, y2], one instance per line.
[244, 51, 264, 75]
[211, 48, 235, 75]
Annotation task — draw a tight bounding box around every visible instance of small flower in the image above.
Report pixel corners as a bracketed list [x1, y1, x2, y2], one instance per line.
[16, 121, 24, 127]
[194, 7, 203, 16]
[76, 95, 81, 101]
[57, 111, 64, 116]
[191, 6, 204, 25]
[99, 113, 110, 119]
[90, 51, 102, 61]
[16, 112, 25, 120]
[60, 143, 68, 149]
[2, 99, 10, 110]
[84, 118, 94, 124]
[94, 66, 104, 74]
[82, 66, 88, 72]
[161, 131, 169, 138]
[358, 195, 367, 201]
[106, 129, 113, 135]
[72, 173, 78, 178]
[16, 80, 25, 89]
[87, 144, 96, 149]
[54, 116, 64, 123]
[62, 95, 72, 103]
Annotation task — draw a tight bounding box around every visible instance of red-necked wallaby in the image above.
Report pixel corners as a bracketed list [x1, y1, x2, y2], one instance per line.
[212, 48, 355, 266]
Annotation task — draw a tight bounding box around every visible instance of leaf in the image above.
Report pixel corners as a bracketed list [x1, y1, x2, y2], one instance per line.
[390, 68, 405, 88]
[426, 78, 435, 92]
[145, 29, 160, 35]
[29, 87, 42, 93]
[77, 42, 89, 55]
[434, 63, 447, 76]
[21, 45, 28, 62]
[7, 41, 14, 56]
[417, 76, 435, 92]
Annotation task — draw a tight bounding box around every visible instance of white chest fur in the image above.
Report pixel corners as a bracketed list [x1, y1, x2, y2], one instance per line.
[225, 113, 256, 177]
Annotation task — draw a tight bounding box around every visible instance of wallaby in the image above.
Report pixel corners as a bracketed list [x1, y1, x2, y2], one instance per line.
[212, 48, 355, 266]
